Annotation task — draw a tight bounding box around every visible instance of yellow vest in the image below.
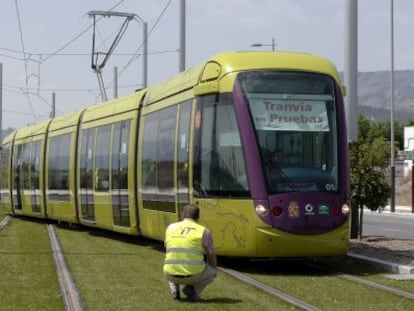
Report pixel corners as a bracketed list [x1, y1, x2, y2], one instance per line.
[163, 219, 206, 276]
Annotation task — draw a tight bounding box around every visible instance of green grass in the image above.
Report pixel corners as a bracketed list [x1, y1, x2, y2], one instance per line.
[2, 217, 413, 311]
[0, 217, 63, 311]
[234, 258, 414, 311]
[316, 257, 414, 295]
[0, 205, 8, 218]
[55, 227, 300, 311]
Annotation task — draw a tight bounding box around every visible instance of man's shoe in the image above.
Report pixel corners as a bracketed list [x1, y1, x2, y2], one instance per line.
[183, 285, 198, 302]
[171, 284, 180, 300]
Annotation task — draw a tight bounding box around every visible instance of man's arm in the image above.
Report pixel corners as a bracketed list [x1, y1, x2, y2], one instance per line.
[202, 229, 217, 268]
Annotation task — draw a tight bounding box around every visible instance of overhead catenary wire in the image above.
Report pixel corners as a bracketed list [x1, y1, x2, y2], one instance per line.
[40, 0, 126, 64]
[4, 0, 175, 123]
[104, 0, 174, 90]
[5, 0, 127, 122]
[14, 0, 36, 122]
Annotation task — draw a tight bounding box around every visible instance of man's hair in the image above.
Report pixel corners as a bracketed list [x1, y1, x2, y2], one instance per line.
[181, 204, 200, 220]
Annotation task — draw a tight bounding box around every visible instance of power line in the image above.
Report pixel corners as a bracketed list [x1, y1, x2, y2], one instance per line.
[111, 0, 174, 87]
[0, 48, 178, 57]
[14, 0, 36, 122]
[41, 0, 126, 64]
[3, 82, 140, 93]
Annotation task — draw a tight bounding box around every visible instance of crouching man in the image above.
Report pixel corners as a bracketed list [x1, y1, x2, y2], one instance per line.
[163, 204, 217, 302]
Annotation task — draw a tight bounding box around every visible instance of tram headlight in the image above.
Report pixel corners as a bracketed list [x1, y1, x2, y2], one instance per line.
[341, 203, 350, 215]
[255, 204, 269, 217]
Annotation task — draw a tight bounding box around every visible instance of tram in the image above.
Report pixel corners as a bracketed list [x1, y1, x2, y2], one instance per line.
[0, 51, 350, 257]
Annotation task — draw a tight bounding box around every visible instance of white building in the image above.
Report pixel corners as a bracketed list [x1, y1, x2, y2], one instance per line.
[402, 126, 414, 176]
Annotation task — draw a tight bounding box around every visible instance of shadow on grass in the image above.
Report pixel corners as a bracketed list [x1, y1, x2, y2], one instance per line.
[186, 297, 242, 304]
[218, 255, 387, 279]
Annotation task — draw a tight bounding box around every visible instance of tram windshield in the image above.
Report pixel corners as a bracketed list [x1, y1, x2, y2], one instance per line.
[239, 71, 338, 193]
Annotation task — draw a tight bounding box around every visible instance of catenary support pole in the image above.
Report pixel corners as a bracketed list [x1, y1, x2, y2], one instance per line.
[114, 66, 118, 99]
[0, 63, 2, 140]
[179, 0, 186, 72]
[390, 0, 396, 213]
[142, 22, 148, 87]
[345, 0, 359, 238]
[50, 92, 56, 118]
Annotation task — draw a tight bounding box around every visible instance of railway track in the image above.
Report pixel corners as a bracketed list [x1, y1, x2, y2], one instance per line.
[0, 214, 11, 230]
[218, 266, 322, 311]
[302, 261, 414, 300]
[0, 215, 83, 311]
[220, 257, 414, 310]
[48, 224, 84, 311]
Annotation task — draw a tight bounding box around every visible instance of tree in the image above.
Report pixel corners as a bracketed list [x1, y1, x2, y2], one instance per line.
[349, 115, 391, 238]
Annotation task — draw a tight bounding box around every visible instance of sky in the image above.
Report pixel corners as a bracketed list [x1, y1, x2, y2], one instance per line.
[1, 0, 414, 129]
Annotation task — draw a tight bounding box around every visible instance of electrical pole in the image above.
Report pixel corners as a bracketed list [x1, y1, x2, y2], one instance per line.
[114, 66, 118, 99]
[50, 92, 56, 118]
[345, 0, 359, 239]
[179, 0, 186, 72]
[0, 63, 2, 140]
[345, 0, 358, 142]
[390, 0, 396, 212]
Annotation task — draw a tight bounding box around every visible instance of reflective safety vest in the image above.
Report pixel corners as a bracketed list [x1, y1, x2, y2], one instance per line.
[163, 219, 206, 276]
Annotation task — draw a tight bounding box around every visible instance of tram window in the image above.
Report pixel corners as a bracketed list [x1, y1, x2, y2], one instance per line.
[112, 120, 130, 190]
[95, 125, 111, 191]
[142, 113, 158, 190]
[177, 101, 191, 205]
[240, 71, 339, 193]
[48, 134, 71, 200]
[158, 106, 176, 190]
[31, 141, 41, 190]
[193, 95, 249, 197]
[12, 144, 22, 209]
[21, 143, 31, 189]
[80, 129, 95, 189]
[141, 105, 177, 211]
[0, 147, 10, 204]
[20, 141, 40, 191]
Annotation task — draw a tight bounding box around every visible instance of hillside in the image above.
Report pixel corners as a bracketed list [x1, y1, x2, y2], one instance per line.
[347, 70, 414, 122]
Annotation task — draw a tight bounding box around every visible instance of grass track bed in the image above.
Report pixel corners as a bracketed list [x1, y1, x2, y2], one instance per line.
[233, 260, 414, 311]
[55, 227, 299, 310]
[316, 257, 414, 294]
[0, 218, 63, 311]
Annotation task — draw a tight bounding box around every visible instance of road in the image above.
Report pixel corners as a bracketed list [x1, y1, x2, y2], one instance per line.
[362, 210, 414, 239]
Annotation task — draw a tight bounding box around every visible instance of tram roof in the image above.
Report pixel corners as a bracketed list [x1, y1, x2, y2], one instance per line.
[144, 51, 343, 106]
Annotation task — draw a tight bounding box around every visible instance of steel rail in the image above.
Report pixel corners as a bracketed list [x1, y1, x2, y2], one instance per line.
[47, 224, 84, 311]
[218, 266, 323, 311]
[0, 215, 11, 230]
[304, 262, 414, 300]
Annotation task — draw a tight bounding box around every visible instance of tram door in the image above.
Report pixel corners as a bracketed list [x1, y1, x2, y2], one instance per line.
[11, 144, 22, 212]
[79, 129, 95, 221]
[111, 121, 131, 227]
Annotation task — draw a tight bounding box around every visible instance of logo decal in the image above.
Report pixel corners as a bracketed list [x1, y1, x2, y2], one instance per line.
[304, 204, 314, 215]
[288, 201, 300, 218]
[318, 204, 330, 215]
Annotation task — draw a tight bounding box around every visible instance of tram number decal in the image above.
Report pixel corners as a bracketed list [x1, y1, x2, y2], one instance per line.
[325, 184, 335, 191]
